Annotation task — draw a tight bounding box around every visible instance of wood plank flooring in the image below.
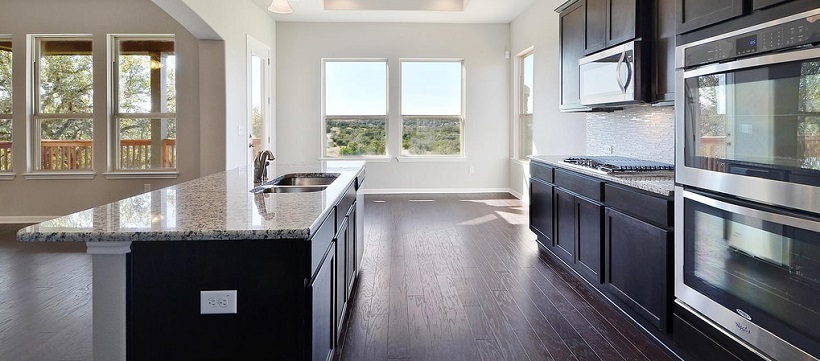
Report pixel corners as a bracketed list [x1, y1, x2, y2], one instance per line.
[0, 193, 676, 360]
[336, 193, 676, 361]
[0, 223, 91, 361]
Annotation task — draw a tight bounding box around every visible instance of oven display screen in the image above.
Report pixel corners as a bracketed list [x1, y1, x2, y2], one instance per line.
[736, 35, 758, 54]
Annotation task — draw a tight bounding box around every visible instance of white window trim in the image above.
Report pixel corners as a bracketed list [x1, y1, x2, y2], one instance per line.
[513, 47, 535, 162]
[320, 58, 390, 159]
[30, 34, 95, 174]
[0, 36, 12, 175]
[109, 34, 176, 175]
[398, 58, 466, 159]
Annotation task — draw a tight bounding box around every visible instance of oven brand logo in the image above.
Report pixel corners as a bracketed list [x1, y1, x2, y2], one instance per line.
[736, 308, 752, 321]
[735, 321, 752, 335]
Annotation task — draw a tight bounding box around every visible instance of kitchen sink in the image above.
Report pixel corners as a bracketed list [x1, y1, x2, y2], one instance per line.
[250, 173, 340, 194]
[270, 173, 340, 186]
[256, 185, 328, 193]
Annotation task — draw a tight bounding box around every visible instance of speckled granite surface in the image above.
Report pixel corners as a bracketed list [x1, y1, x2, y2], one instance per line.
[529, 155, 674, 197]
[17, 161, 365, 242]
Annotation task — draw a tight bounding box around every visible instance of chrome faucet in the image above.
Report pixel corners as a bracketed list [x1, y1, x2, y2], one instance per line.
[253, 150, 275, 183]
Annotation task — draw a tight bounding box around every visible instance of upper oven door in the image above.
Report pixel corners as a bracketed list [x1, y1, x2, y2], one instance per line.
[676, 47, 820, 214]
[579, 41, 637, 106]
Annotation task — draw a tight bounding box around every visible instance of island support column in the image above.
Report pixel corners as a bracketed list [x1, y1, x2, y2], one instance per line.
[86, 241, 132, 361]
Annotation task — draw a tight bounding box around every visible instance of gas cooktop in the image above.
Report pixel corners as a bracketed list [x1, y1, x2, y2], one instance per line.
[563, 156, 674, 174]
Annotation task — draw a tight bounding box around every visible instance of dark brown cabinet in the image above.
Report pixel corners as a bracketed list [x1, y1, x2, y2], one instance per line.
[311, 242, 335, 361]
[753, 0, 792, 9]
[555, 188, 604, 284]
[653, 0, 676, 103]
[676, 0, 746, 34]
[602, 183, 673, 332]
[334, 216, 348, 341]
[585, 0, 640, 54]
[558, 0, 588, 110]
[529, 160, 674, 336]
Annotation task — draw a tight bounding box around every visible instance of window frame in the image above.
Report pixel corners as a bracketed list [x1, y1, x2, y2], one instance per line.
[320, 58, 389, 159]
[515, 48, 534, 162]
[108, 34, 177, 176]
[399, 58, 466, 159]
[30, 35, 95, 176]
[0, 36, 13, 177]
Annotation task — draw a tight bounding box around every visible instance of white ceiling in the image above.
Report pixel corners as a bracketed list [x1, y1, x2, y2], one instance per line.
[252, 0, 537, 23]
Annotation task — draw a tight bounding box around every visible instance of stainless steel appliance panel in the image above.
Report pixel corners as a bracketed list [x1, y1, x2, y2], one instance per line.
[579, 41, 643, 106]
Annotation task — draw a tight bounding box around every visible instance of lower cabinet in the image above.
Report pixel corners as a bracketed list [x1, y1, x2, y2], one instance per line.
[311, 242, 335, 361]
[604, 208, 672, 332]
[555, 188, 604, 285]
[530, 178, 555, 248]
[334, 216, 349, 340]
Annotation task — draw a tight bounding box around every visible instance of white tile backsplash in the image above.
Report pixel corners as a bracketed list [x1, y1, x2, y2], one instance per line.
[586, 106, 675, 164]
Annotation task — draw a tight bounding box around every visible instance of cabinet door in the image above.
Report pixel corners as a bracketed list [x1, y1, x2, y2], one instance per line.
[608, 0, 637, 46]
[753, 0, 792, 10]
[346, 207, 357, 298]
[560, 0, 587, 109]
[554, 188, 577, 264]
[653, 0, 676, 103]
[310, 243, 335, 361]
[676, 0, 745, 34]
[530, 178, 555, 248]
[604, 208, 672, 331]
[585, 0, 607, 54]
[576, 196, 604, 284]
[335, 218, 349, 339]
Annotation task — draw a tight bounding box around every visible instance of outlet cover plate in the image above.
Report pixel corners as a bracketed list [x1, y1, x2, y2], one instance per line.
[200, 290, 237, 314]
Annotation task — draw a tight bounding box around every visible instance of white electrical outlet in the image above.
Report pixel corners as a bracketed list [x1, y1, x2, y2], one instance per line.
[200, 290, 237, 314]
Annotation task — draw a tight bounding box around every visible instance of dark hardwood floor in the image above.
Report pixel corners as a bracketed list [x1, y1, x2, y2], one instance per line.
[336, 193, 675, 361]
[0, 193, 676, 361]
[0, 223, 91, 361]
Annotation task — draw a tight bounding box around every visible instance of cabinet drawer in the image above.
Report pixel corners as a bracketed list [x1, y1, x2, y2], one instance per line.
[554, 169, 604, 201]
[604, 184, 672, 227]
[311, 209, 336, 278]
[336, 183, 356, 231]
[530, 161, 554, 183]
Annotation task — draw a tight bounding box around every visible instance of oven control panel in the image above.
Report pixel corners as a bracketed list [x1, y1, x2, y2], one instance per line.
[685, 13, 820, 68]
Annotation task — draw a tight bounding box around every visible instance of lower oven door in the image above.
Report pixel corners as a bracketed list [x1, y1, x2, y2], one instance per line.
[675, 187, 820, 360]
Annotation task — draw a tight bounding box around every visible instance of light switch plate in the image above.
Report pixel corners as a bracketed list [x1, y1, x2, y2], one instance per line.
[200, 290, 237, 314]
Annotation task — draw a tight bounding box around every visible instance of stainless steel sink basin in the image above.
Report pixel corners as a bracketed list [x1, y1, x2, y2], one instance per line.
[270, 173, 340, 186]
[250, 173, 340, 194]
[257, 185, 327, 193]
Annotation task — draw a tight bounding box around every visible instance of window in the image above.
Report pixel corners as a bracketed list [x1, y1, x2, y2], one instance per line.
[33, 37, 94, 171]
[0, 38, 11, 172]
[323, 60, 387, 157]
[401, 60, 463, 156]
[518, 51, 534, 160]
[113, 37, 176, 170]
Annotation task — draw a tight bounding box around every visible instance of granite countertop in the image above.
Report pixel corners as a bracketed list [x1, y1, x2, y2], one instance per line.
[529, 155, 674, 196]
[17, 161, 365, 242]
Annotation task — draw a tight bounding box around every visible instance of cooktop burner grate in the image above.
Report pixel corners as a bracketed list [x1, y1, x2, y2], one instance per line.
[563, 156, 674, 174]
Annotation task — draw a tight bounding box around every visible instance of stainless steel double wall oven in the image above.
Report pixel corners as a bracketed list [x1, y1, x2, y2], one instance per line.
[675, 8, 820, 361]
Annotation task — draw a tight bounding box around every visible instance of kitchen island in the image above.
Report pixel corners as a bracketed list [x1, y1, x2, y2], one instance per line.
[17, 161, 366, 361]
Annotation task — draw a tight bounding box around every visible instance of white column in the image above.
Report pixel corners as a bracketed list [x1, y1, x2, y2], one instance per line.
[86, 241, 132, 361]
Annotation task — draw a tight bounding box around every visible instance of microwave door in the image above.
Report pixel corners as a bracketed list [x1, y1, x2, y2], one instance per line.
[580, 50, 628, 105]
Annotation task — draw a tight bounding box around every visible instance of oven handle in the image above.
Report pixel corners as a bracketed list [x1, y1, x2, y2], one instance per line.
[683, 46, 820, 79]
[683, 190, 820, 232]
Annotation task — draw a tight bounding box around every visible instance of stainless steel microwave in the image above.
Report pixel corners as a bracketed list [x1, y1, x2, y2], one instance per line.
[579, 40, 645, 106]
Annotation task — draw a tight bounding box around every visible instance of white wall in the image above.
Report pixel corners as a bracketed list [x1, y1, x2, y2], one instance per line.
[276, 22, 511, 192]
[0, 0, 201, 220]
[508, 0, 587, 200]
[176, 0, 277, 171]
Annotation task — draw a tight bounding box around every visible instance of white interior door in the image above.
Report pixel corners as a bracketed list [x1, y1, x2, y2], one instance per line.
[247, 35, 272, 164]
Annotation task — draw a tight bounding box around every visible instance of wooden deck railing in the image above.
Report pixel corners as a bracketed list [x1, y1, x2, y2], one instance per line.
[37, 139, 177, 170]
[0, 141, 10, 171]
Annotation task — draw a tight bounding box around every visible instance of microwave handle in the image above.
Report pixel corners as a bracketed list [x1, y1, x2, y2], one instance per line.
[615, 51, 626, 93]
[622, 54, 633, 92]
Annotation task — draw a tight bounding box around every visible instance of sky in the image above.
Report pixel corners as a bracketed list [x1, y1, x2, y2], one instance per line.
[325, 60, 462, 116]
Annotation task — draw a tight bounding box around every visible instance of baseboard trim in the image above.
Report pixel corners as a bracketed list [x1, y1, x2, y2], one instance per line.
[508, 188, 523, 200]
[362, 188, 514, 195]
[0, 216, 56, 224]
